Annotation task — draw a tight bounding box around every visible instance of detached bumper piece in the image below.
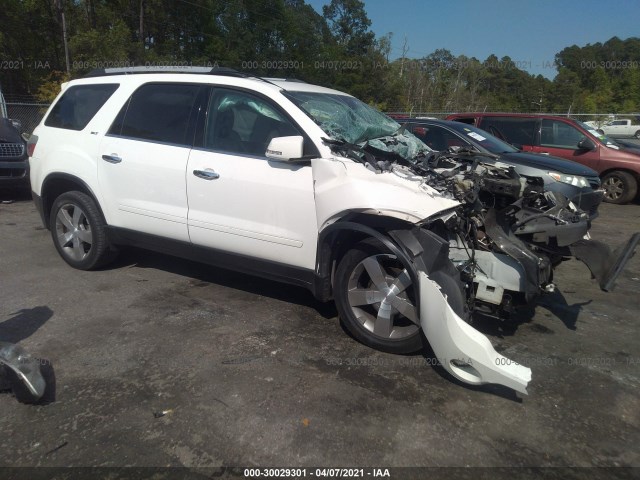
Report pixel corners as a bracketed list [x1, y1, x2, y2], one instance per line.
[419, 272, 532, 395]
[0, 342, 46, 402]
[570, 232, 640, 291]
[391, 228, 531, 394]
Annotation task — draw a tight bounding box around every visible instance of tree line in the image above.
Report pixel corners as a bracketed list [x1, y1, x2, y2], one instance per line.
[1, 0, 639, 114]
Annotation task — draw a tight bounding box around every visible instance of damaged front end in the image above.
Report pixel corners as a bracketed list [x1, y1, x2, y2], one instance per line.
[417, 150, 640, 314]
[326, 138, 639, 394]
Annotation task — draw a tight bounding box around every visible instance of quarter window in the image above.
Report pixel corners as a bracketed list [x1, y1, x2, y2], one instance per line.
[108, 83, 200, 146]
[204, 89, 300, 157]
[540, 119, 585, 149]
[45, 84, 119, 130]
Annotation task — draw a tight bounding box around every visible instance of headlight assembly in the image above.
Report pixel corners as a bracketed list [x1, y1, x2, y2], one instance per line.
[548, 172, 590, 188]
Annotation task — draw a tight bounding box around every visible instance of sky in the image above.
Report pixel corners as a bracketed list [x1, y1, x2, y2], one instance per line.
[306, 0, 640, 78]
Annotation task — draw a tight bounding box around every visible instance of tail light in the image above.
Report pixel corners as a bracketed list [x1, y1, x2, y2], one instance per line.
[27, 135, 38, 157]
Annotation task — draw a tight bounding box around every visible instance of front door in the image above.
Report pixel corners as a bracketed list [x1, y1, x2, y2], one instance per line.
[186, 87, 318, 269]
[531, 119, 601, 171]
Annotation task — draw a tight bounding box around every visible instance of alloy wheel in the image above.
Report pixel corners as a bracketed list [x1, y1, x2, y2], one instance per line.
[54, 203, 93, 262]
[346, 254, 419, 340]
[603, 176, 624, 201]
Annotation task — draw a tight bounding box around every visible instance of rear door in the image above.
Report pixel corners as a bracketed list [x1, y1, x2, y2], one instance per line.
[98, 83, 203, 242]
[186, 87, 319, 270]
[531, 119, 601, 171]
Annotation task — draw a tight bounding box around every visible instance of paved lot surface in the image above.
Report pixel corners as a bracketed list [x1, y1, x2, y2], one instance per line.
[0, 189, 639, 470]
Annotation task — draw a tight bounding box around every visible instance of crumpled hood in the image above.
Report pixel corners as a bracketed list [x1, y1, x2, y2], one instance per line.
[366, 130, 431, 161]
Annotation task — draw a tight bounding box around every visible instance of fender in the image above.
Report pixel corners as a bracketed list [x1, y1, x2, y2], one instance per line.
[316, 221, 420, 304]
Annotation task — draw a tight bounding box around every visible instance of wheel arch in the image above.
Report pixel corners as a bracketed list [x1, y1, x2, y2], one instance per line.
[314, 213, 419, 302]
[40, 173, 105, 229]
[600, 167, 640, 180]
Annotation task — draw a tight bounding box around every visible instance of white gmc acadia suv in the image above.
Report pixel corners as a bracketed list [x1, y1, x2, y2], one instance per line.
[28, 67, 639, 395]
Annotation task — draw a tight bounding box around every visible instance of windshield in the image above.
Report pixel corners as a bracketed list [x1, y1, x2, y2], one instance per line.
[445, 121, 519, 154]
[575, 119, 621, 149]
[284, 91, 400, 144]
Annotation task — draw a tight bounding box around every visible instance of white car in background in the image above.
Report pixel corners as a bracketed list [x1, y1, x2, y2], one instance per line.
[597, 118, 640, 139]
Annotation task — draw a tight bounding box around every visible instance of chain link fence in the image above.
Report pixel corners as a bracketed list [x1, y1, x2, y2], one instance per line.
[384, 112, 632, 128]
[6, 102, 50, 136]
[3, 102, 635, 136]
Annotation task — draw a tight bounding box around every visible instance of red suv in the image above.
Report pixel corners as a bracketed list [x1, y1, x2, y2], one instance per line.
[445, 113, 640, 204]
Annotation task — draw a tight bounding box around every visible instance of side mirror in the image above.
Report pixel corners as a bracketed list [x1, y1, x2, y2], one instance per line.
[265, 136, 304, 162]
[577, 137, 596, 151]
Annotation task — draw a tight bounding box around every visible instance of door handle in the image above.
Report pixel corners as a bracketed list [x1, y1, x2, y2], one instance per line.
[102, 154, 122, 164]
[193, 169, 220, 180]
[539, 152, 550, 155]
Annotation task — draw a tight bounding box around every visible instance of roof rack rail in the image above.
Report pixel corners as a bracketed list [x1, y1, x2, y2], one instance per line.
[83, 66, 247, 78]
[262, 77, 307, 84]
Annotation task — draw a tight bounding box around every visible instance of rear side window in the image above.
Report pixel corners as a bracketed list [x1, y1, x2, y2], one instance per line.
[482, 117, 537, 146]
[108, 83, 201, 146]
[45, 84, 119, 130]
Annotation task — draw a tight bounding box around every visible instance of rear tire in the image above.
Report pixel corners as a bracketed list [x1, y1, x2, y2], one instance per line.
[634, 130, 640, 139]
[602, 171, 637, 204]
[49, 191, 117, 270]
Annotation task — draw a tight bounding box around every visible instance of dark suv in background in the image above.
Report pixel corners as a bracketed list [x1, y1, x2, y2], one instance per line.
[446, 113, 640, 204]
[0, 90, 29, 189]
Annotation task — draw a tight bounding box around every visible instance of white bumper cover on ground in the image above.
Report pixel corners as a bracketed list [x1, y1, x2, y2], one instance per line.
[418, 272, 532, 394]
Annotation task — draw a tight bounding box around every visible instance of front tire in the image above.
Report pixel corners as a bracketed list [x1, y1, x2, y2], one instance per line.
[602, 171, 637, 204]
[334, 239, 423, 354]
[49, 191, 117, 270]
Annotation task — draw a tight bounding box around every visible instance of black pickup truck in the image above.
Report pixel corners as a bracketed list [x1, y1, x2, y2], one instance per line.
[0, 92, 29, 188]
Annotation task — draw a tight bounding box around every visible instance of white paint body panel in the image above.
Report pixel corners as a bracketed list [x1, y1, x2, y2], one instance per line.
[418, 271, 531, 394]
[186, 150, 318, 269]
[98, 137, 191, 242]
[312, 158, 460, 229]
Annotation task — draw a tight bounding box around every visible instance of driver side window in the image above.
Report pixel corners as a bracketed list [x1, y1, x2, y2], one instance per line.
[540, 119, 585, 149]
[204, 89, 300, 157]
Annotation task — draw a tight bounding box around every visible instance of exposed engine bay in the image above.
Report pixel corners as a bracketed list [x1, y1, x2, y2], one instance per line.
[323, 137, 639, 394]
[327, 138, 640, 319]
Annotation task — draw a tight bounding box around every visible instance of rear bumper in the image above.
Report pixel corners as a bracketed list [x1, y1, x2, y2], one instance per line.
[0, 159, 29, 186]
